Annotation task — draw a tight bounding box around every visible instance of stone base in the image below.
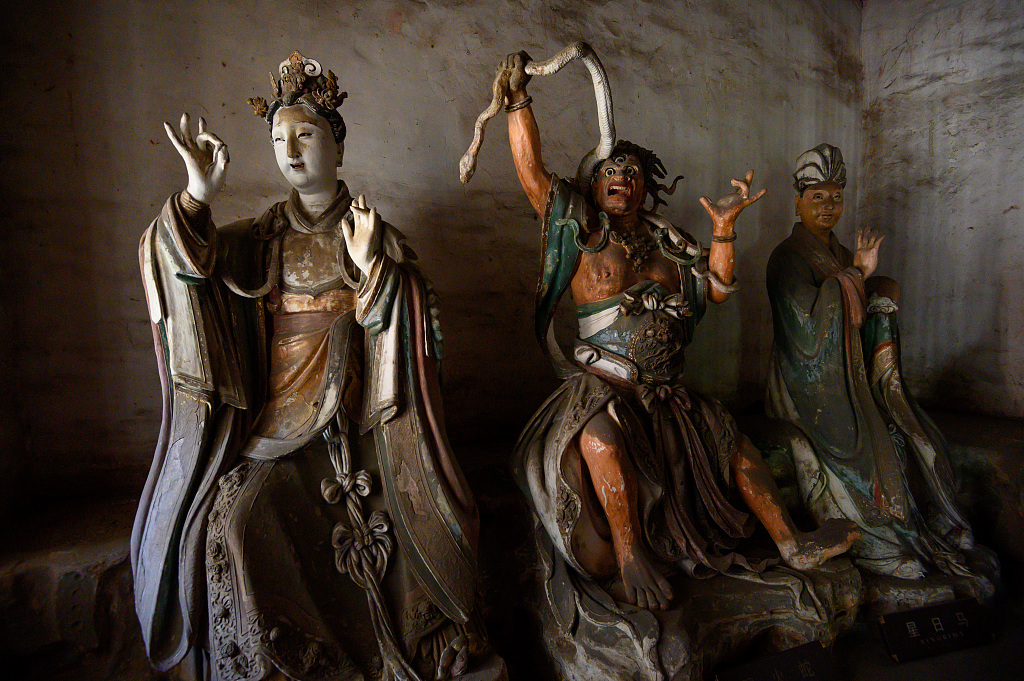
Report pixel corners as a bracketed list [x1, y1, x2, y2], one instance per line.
[860, 546, 1000, 619]
[0, 498, 157, 681]
[677, 558, 863, 678]
[532, 530, 863, 681]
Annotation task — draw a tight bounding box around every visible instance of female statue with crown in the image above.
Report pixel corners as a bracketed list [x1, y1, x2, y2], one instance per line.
[132, 52, 503, 681]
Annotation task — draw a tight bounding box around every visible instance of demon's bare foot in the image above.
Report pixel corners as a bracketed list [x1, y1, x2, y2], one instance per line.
[619, 549, 674, 610]
[780, 518, 861, 571]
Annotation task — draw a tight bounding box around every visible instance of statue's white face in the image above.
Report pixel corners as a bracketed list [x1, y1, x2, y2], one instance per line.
[271, 104, 343, 195]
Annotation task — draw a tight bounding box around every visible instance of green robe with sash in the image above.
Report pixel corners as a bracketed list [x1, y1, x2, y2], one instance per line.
[514, 177, 764, 581]
[765, 221, 974, 577]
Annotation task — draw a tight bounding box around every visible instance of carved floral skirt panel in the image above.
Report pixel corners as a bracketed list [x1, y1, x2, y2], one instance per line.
[205, 436, 456, 681]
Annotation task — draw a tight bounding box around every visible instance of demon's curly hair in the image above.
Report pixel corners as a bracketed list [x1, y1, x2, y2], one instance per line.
[594, 140, 683, 211]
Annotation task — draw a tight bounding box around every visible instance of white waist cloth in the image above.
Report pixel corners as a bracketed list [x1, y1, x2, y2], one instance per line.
[577, 304, 620, 339]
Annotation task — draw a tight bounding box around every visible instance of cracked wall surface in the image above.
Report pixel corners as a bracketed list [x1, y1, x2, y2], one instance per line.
[0, 0, 866, 504]
[859, 0, 1024, 418]
[21, 0, 1017, 508]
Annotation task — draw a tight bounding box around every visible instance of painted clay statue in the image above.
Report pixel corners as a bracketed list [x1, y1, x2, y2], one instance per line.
[463, 46, 862, 680]
[765, 144, 994, 586]
[501, 47, 860, 602]
[132, 52, 503, 681]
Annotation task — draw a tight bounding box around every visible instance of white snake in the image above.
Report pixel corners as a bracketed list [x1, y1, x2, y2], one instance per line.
[459, 41, 616, 189]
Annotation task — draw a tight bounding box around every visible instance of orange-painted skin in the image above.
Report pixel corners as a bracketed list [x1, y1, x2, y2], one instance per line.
[505, 60, 860, 610]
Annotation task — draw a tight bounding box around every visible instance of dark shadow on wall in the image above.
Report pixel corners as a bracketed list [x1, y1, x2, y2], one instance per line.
[398, 197, 561, 451]
[866, 177, 1013, 420]
[0, 235, 27, 524]
[0, 4, 149, 510]
[732, 165, 801, 414]
[924, 219, 1018, 418]
[928, 335, 1008, 421]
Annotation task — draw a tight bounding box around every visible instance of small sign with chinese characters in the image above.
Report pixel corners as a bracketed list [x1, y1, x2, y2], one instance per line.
[880, 597, 993, 662]
[715, 641, 839, 681]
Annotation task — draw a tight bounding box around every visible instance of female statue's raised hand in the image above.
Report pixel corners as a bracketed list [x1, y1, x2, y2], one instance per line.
[344, 193, 383, 276]
[163, 112, 230, 205]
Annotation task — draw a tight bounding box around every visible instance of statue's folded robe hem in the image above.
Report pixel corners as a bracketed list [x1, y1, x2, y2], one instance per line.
[132, 192, 480, 677]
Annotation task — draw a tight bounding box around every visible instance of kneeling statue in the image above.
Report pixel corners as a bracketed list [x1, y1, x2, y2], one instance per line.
[764, 143, 997, 595]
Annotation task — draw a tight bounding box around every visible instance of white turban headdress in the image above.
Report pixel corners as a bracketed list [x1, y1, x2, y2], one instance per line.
[794, 143, 847, 193]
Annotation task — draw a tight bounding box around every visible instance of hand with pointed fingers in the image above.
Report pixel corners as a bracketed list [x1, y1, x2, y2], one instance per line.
[163, 113, 230, 205]
[854, 226, 884, 278]
[343, 194, 383, 277]
[699, 170, 767, 238]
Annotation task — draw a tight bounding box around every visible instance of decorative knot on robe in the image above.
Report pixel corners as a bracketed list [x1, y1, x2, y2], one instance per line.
[321, 470, 372, 504]
[331, 510, 393, 589]
[637, 383, 692, 413]
[619, 288, 691, 319]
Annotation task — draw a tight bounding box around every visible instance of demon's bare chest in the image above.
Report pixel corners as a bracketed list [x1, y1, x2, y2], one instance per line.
[572, 240, 680, 305]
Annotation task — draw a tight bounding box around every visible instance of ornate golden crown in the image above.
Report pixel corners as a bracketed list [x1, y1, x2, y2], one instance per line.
[247, 51, 348, 119]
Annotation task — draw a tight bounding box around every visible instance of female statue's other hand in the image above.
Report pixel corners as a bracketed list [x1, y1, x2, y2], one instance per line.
[344, 194, 383, 277]
[164, 113, 230, 206]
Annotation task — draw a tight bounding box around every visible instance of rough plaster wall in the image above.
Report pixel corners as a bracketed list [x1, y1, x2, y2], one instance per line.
[860, 0, 1024, 418]
[0, 253, 22, 520]
[0, 0, 862, 503]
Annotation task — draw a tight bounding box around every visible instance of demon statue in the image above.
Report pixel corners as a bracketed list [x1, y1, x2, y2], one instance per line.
[461, 44, 862, 681]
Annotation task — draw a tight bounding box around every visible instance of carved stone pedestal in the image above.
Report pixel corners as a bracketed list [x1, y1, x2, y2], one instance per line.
[531, 530, 863, 681]
[861, 546, 1000, 619]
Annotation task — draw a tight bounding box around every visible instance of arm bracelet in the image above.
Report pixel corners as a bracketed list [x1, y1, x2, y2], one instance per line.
[504, 96, 533, 113]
